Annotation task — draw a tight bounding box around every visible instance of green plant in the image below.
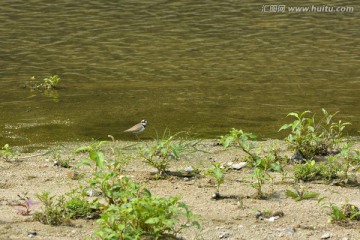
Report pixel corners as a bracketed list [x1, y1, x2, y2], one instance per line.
[139, 131, 195, 176]
[34, 191, 71, 226]
[293, 151, 359, 184]
[285, 185, 319, 201]
[337, 143, 360, 183]
[253, 151, 283, 172]
[279, 109, 350, 159]
[34, 190, 99, 225]
[293, 160, 323, 181]
[53, 153, 71, 168]
[249, 168, 270, 199]
[43, 75, 61, 89]
[108, 147, 132, 173]
[64, 191, 98, 219]
[219, 129, 259, 162]
[87, 173, 145, 206]
[319, 197, 360, 223]
[94, 193, 200, 240]
[205, 163, 227, 198]
[0, 144, 19, 161]
[76, 141, 107, 171]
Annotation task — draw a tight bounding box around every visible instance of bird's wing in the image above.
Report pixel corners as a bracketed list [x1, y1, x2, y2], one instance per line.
[124, 123, 141, 132]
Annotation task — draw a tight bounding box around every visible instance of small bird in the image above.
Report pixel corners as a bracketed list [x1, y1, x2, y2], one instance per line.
[124, 120, 147, 134]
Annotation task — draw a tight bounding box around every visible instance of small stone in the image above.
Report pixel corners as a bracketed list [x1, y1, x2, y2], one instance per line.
[255, 211, 262, 219]
[184, 166, 194, 172]
[86, 189, 102, 197]
[183, 177, 190, 181]
[231, 162, 247, 170]
[321, 232, 331, 239]
[224, 162, 233, 167]
[219, 232, 231, 239]
[273, 211, 284, 217]
[265, 216, 278, 222]
[67, 171, 80, 180]
[27, 230, 37, 238]
[283, 227, 295, 234]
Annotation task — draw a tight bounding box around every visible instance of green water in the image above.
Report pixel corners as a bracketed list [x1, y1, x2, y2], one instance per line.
[0, 0, 359, 147]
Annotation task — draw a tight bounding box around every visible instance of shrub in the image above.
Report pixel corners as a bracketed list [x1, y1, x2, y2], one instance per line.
[279, 109, 350, 159]
[34, 191, 71, 226]
[293, 160, 323, 182]
[139, 131, 196, 176]
[94, 193, 199, 240]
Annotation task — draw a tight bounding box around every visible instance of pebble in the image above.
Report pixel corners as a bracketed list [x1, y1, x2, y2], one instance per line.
[67, 171, 80, 180]
[265, 216, 279, 222]
[27, 230, 37, 238]
[283, 227, 296, 234]
[86, 189, 102, 197]
[321, 232, 331, 239]
[219, 232, 231, 239]
[224, 162, 233, 167]
[231, 162, 247, 170]
[184, 166, 194, 172]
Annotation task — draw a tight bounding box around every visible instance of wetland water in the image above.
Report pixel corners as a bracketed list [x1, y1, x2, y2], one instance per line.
[0, 0, 360, 147]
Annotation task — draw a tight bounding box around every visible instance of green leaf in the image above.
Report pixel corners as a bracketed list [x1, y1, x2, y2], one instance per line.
[90, 151, 105, 169]
[145, 217, 159, 224]
[287, 112, 299, 118]
[285, 189, 299, 199]
[307, 126, 315, 132]
[81, 159, 91, 166]
[303, 192, 319, 200]
[75, 146, 92, 153]
[278, 124, 291, 132]
[269, 162, 282, 172]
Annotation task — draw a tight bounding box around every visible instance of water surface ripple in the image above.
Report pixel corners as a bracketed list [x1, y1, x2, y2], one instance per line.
[0, 0, 359, 147]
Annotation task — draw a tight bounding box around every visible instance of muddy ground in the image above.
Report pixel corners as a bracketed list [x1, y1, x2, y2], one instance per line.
[1, 139, 359, 240]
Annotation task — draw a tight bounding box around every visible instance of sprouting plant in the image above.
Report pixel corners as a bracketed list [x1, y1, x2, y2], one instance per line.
[34, 190, 99, 225]
[337, 143, 360, 184]
[279, 109, 351, 160]
[16, 192, 40, 216]
[53, 153, 71, 168]
[219, 128, 259, 162]
[33, 191, 71, 226]
[318, 197, 360, 223]
[43, 75, 61, 89]
[253, 153, 283, 172]
[76, 141, 107, 171]
[26, 75, 61, 101]
[285, 185, 319, 201]
[64, 189, 99, 219]
[87, 173, 145, 206]
[0, 144, 19, 161]
[139, 131, 196, 176]
[205, 163, 228, 198]
[249, 168, 270, 199]
[293, 160, 322, 181]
